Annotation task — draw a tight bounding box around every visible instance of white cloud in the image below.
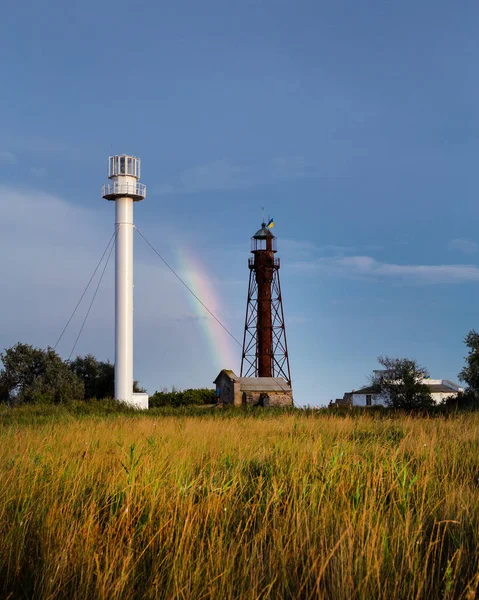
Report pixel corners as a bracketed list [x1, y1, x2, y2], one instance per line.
[339, 256, 376, 270]
[279, 240, 358, 263]
[0, 151, 16, 164]
[292, 254, 479, 284]
[152, 156, 313, 195]
[448, 238, 478, 255]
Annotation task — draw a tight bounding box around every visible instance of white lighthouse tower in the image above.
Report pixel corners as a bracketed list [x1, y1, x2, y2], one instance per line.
[102, 155, 148, 409]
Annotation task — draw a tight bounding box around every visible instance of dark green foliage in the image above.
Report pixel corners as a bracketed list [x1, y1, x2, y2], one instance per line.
[0, 344, 146, 405]
[0, 343, 84, 405]
[458, 330, 479, 407]
[69, 354, 145, 399]
[371, 356, 434, 410]
[149, 387, 216, 407]
[69, 354, 114, 400]
[133, 380, 146, 393]
[442, 390, 479, 409]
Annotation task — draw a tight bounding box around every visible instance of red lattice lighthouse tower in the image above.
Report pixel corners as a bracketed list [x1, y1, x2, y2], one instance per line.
[240, 222, 292, 386]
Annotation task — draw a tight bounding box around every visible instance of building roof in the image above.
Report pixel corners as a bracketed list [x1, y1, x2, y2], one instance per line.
[350, 380, 462, 395]
[214, 369, 238, 384]
[214, 370, 292, 392]
[253, 223, 275, 239]
[428, 384, 462, 393]
[351, 386, 381, 395]
[238, 377, 292, 392]
[442, 380, 463, 390]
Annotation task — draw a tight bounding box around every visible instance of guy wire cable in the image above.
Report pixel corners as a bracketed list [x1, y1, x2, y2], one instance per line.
[68, 228, 117, 360]
[54, 230, 116, 350]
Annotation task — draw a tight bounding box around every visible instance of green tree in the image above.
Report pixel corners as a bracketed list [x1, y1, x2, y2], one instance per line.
[371, 356, 434, 410]
[133, 380, 146, 394]
[70, 354, 145, 399]
[456, 330, 479, 406]
[459, 330, 479, 392]
[69, 354, 114, 399]
[0, 343, 84, 404]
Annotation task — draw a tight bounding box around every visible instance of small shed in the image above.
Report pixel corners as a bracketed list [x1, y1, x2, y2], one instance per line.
[214, 370, 293, 407]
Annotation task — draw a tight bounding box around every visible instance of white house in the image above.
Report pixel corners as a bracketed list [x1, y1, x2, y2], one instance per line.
[348, 378, 463, 407]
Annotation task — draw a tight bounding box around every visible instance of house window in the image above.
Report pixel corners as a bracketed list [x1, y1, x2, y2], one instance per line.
[366, 394, 372, 406]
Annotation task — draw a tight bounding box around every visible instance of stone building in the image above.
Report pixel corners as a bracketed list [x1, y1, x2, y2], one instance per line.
[214, 370, 293, 407]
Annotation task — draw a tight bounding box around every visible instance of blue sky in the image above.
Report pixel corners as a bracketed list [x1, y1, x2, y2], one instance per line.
[1, 0, 479, 405]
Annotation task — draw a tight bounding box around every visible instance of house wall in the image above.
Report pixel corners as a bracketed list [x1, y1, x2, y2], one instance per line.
[431, 392, 457, 404]
[352, 394, 383, 407]
[233, 382, 242, 406]
[352, 391, 460, 407]
[263, 391, 293, 407]
[241, 390, 293, 407]
[216, 374, 235, 405]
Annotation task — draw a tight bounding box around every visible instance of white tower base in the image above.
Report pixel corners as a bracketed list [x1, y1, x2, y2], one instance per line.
[131, 392, 149, 409]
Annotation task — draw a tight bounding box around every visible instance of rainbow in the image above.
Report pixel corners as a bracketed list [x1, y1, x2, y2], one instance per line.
[175, 246, 239, 374]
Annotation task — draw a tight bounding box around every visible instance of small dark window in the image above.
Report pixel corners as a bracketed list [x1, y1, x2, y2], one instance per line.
[366, 394, 372, 406]
[120, 156, 126, 174]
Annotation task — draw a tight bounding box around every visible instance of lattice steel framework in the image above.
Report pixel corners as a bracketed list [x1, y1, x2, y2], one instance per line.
[240, 226, 291, 385]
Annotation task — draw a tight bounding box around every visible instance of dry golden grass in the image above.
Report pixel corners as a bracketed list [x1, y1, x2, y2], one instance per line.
[2, 408, 479, 599]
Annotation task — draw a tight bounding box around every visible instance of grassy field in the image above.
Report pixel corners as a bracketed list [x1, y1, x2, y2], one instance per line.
[2, 406, 479, 599]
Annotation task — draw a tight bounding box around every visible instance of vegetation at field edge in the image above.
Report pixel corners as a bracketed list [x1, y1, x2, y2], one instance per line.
[2, 409, 479, 599]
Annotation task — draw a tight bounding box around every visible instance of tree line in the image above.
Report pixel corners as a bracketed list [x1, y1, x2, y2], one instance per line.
[3, 329, 479, 409]
[0, 342, 214, 406]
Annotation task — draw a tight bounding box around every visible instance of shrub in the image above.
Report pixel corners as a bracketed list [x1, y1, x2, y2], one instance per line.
[149, 387, 216, 408]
